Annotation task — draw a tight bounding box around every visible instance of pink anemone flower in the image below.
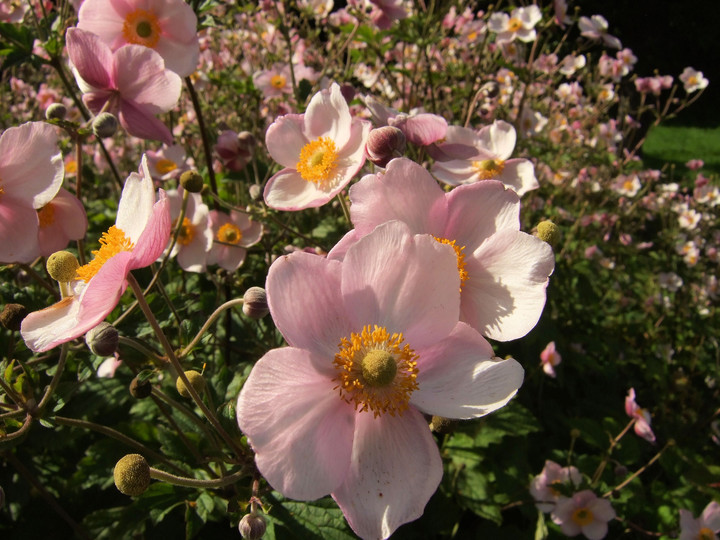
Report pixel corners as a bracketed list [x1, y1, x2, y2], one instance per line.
[365, 96, 448, 147]
[207, 209, 263, 272]
[36, 188, 88, 257]
[165, 187, 213, 273]
[530, 460, 582, 513]
[0, 121, 64, 263]
[624, 387, 656, 443]
[329, 158, 555, 342]
[540, 341, 562, 378]
[551, 490, 616, 540]
[679, 501, 720, 540]
[77, 0, 199, 78]
[237, 220, 524, 539]
[21, 155, 171, 352]
[263, 82, 370, 210]
[431, 120, 539, 196]
[66, 28, 182, 144]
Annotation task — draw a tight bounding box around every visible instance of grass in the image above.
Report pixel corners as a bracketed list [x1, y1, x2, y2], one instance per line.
[641, 123, 720, 175]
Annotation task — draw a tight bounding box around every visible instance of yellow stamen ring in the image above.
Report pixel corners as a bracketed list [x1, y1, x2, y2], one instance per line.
[297, 136, 339, 187]
[122, 9, 161, 48]
[507, 17, 523, 33]
[333, 325, 419, 417]
[270, 74, 287, 89]
[433, 237, 469, 290]
[155, 159, 178, 175]
[472, 159, 505, 180]
[571, 507, 594, 527]
[76, 225, 134, 282]
[216, 222, 242, 245]
[176, 217, 195, 246]
[37, 204, 55, 227]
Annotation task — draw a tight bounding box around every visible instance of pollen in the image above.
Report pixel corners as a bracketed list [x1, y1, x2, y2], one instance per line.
[333, 325, 419, 418]
[176, 217, 195, 246]
[433, 237, 469, 290]
[76, 225, 134, 282]
[698, 527, 715, 540]
[472, 159, 505, 180]
[270, 74, 287, 89]
[155, 159, 178, 176]
[571, 507, 594, 527]
[65, 160, 78, 174]
[507, 17, 523, 32]
[37, 204, 55, 227]
[122, 9, 161, 48]
[216, 222, 242, 245]
[296, 137, 339, 187]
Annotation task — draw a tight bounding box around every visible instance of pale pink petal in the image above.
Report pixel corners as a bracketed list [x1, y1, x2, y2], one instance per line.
[265, 114, 307, 169]
[515, 28, 537, 42]
[51, 188, 88, 239]
[82, 90, 116, 115]
[625, 388, 637, 417]
[128, 191, 171, 269]
[237, 347, 355, 500]
[590, 497, 617, 522]
[679, 509, 700, 540]
[477, 120, 516, 159]
[412, 322, 524, 418]
[266, 251, 352, 369]
[0, 122, 64, 208]
[65, 28, 114, 90]
[116, 157, 155, 243]
[582, 520, 609, 540]
[341, 221, 460, 348]
[633, 417, 656, 443]
[427, 125, 482, 161]
[0, 199, 40, 263]
[76, 251, 133, 325]
[263, 169, 333, 211]
[150, 3, 199, 77]
[391, 113, 447, 146]
[77, 0, 128, 50]
[463, 229, 554, 341]
[444, 180, 520, 252]
[348, 158, 448, 237]
[336, 117, 370, 172]
[703, 502, 720, 531]
[114, 44, 181, 112]
[498, 159, 539, 196]
[21, 295, 82, 352]
[326, 229, 361, 261]
[230, 210, 263, 247]
[332, 408, 443, 540]
[119, 99, 174, 144]
[431, 159, 477, 186]
[304, 83, 351, 147]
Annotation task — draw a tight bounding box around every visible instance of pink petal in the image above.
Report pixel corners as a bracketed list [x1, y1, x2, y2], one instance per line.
[0, 198, 40, 263]
[590, 497, 617, 522]
[498, 159, 539, 196]
[703, 502, 720, 531]
[266, 251, 352, 371]
[477, 120, 516, 159]
[114, 44, 181, 112]
[265, 114, 307, 169]
[236, 347, 355, 500]
[116, 156, 156, 243]
[431, 159, 477, 186]
[76, 251, 133, 324]
[327, 229, 361, 261]
[128, 191, 171, 269]
[464, 229, 554, 341]
[341, 221, 460, 348]
[391, 113, 447, 146]
[21, 295, 82, 352]
[412, 322, 524, 419]
[118, 99, 174, 144]
[37, 189, 88, 257]
[263, 168, 333, 211]
[582, 521, 609, 540]
[77, 0, 127, 50]
[348, 158, 448, 237]
[332, 408, 443, 540]
[304, 83, 351, 147]
[65, 28, 114, 90]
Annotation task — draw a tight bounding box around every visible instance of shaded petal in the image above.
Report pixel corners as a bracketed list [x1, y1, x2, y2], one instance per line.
[431, 159, 477, 186]
[129, 190, 171, 269]
[237, 347, 355, 500]
[332, 408, 442, 540]
[76, 251, 133, 325]
[477, 120, 516, 159]
[263, 168, 333, 211]
[327, 229, 361, 261]
[114, 44, 181, 112]
[304, 83, 351, 147]
[391, 113, 447, 146]
[119, 99, 174, 144]
[348, 158, 448, 237]
[265, 114, 306, 169]
[703, 502, 720, 531]
[65, 28, 114, 90]
[412, 322, 523, 419]
[21, 296, 82, 352]
[582, 521, 608, 540]
[341, 221, 459, 348]
[37, 189, 88, 257]
[0, 199, 40, 263]
[116, 156, 155, 242]
[498, 159, 539, 196]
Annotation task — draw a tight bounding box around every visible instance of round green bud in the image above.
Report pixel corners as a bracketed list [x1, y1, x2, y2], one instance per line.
[45, 103, 67, 121]
[176, 370, 205, 398]
[429, 415, 457, 434]
[85, 322, 119, 356]
[179, 170, 204, 193]
[130, 375, 153, 399]
[239, 513, 266, 540]
[242, 287, 269, 319]
[1, 303, 28, 331]
[46, 251, 80, 282]
[536, 220, 561, 247]
[570, 428, 581, 439]
[92, 112, 118, 138]
[113, 454, 150, 496]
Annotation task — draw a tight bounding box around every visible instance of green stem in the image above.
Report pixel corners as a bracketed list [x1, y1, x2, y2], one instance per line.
[179, 298, 245, 358]
[150, 467, 245, 489]
[184, 76, 219, 202]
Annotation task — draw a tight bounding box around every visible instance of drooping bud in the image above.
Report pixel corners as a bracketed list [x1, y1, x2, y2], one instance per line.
[215, 130, 256, 172]
[242, 287, 269, 319]
[45, 103, 67, 121]
[365, 126, 406, 167]
[85, 322, 119, 356]
[179, 170, 204, 193]
[92, 112, 118, 138]
[536, 220, 561, 247]
[46, 251, 80, 282]
[239, 513, 267, 540]
[1, 303, 28, 331]
[130, 374, 153, 399]
[248, 183, 262, 200]
[113, 454, 151, 496]
[339, 83, 356, 104]
[176, 370, 205, 398]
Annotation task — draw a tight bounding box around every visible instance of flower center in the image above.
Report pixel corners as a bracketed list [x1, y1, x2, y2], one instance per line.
[37, 204, 55, 227]
[176, 217, 195, 246]
[296, 137, 339, 187]
[76, 225, 134, 282]
[688, 76, 698, 86]
[571, 507, 594, 527]
[472, 159, 505, 180]
[433, 237, 468, 290]
[155, 158, 178, 175]
[65, 159, 77, 174]
[333, 325, 419, 417]
[270, 74, 287, 89]
[216, 222, 242, 245]
[508, 17, 523, 32]
[698, 527, 715, 540]
[122, 9, 161, 48]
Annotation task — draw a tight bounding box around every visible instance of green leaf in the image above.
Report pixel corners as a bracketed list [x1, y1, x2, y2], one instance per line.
[265, 493, 354, 539]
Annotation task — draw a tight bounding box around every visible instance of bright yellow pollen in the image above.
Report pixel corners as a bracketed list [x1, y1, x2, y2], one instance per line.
[37, 204, 55, 227]
[176, 217, 195, 246]
[698, 527, 715, 540]
[296, 137, 339, 187]
[155, 159, 178, 175]
[623, 179, 635, 191]
[571, 507, 594, 527]
[433, 237, 469, 290]
[688, 76, 698, 86]
[508, 17, 523, 32]
[216, 222, 242, 245]
[122, 9, 161, 48]
[467, 31, 478, 41]
[270, 74, 287, 89]
[65, 160, 78, 174]
[472, 159, 505, 180]
[333, 325, 419, 418]
[76, 225, 134, 282]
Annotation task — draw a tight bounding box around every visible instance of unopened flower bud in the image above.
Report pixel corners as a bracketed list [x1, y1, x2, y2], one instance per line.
[130, 374, 153, 399]
[536, 220, 561, 247]
[340, 83, 356, 104]
[429, 415, 457, 434]
[570, 428, 581, 439]
[45, 103, 67, 121]
[114, 454, 151, 496]
[179, 170, 204, 193]
[237, 130, 257, 149]
[92, 112, 118, 138]
[239, 513, 266, 540]
[85, 322, 119, 356]
[46, 251, 79, 282]
[1, 303, 28, 331]
[176, 370, 205, 398]
[242, 287, 269, 319]
[365, 126, 406, 167]
[248, 183, 262, 200]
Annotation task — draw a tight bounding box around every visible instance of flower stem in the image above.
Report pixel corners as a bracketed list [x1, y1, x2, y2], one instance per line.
[184, 76, 219, 202]
[149, 467, 245, 489]
[178, 298, 245, 358]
